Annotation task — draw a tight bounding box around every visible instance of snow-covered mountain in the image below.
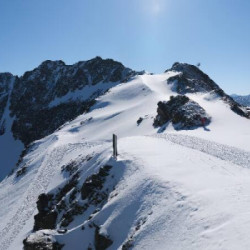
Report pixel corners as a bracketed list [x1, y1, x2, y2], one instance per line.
[231, 94, 250, 107]
[1, 59, 250, 250]
[0, 57, 143, 180]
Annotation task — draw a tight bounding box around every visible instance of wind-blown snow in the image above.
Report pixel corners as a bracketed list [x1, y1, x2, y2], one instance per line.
[1, 72, 250, 249]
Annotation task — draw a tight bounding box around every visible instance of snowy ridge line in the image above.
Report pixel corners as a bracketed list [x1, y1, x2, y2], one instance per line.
[0, 145, 68, 250]
[152, 134, 250, 168]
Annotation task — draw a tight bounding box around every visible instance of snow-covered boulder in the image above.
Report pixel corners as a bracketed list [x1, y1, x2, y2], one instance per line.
[23, 230, 63, 250]
[154, 95, 211, 129]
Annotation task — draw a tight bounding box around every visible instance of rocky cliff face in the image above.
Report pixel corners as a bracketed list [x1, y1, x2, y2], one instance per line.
[0, 59, 249, 180]
[0, 57, 139, 146]
[154, 95, 211, 129]
[166, 63, 249, 118]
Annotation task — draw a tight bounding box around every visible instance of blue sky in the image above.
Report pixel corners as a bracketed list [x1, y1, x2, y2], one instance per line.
[0, 0, 249, 94]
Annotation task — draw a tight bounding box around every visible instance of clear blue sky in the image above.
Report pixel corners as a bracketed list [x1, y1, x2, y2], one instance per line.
[0, 0, 249, 94]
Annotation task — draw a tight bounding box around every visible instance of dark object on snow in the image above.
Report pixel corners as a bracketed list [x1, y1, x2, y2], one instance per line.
[113, 134, 118, 158]
[16, 166, 27, 177]
[122, 239, 134, 250]
[95, 227, 113, 250]
[34, 193, 57, 231]
[137, 117, 143, 126]
[153, 95, 210, 129]
[34, 210, 58, 231]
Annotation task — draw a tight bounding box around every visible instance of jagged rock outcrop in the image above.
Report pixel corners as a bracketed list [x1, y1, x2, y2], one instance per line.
[95, 226, 113, 250]
[6, 57, 139, 145]
[154, 95, 211, 129]
[27, 162, 115, 249]
[166, 62, 250, 118]
[34, 194, 57, 231]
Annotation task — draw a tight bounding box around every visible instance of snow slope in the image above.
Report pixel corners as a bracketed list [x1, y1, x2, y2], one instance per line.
[1, 72, 250, 249]
[0, 77, 23, 181]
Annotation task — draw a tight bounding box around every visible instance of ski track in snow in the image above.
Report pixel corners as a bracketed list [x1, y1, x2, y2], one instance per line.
[0, 140, 109, 250]
[153, 133, 250, 169]
[0, 146, 67, 250]
[1, 132, 250, 249]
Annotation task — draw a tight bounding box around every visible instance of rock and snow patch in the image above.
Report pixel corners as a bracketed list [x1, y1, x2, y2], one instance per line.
[23, 230, 63, 250]
[154, 95, 210, 129]
[1, 62, 250, 250]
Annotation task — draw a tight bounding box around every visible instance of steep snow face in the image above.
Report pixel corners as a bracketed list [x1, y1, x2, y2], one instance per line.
[1, 71, 250, 250]
[0, 74, 23, 181]
[0, 57, 141, 180]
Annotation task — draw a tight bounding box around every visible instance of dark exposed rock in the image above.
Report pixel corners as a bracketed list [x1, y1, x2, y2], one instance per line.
[81, 165, 112, 201]
[166, 62, 249, 118]
[36, 193, 53, 213]
[16, 165, 27, 177]
[11, 100, 95, 146]
[137, 117, 143, 126]
[34, 211, 58, 231]
[94, 227, 113, 250]
[58, 165, 113, 227]
[7, 57, 140, 146]
[55, 172, 79, 202]
[33, 193, 57, 231]
[154, 95, 210, 129]
[60, 202, 88, 227]
[27, 162, 116, 249]
[122, 239, 134, 250]
[166, 62, 221, 94]
[61, 160, 79, 176]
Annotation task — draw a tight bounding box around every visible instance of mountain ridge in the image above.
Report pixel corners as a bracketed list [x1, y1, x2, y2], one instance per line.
[1, 63, 250, 249]
[0, 58, 249, 181]
[231, 94, 250, 107]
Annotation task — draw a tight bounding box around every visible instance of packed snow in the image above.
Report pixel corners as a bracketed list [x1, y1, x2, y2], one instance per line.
[1, 72, 250, 249]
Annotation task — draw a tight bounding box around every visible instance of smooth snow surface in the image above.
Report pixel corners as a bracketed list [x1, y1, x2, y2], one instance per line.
[1, 72, 250, 249]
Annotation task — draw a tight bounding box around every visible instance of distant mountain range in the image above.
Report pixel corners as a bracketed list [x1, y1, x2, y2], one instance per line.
[231, 94, 250, 107]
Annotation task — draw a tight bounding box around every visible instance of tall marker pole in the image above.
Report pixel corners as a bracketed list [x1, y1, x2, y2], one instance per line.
[113, 134, 118, 158]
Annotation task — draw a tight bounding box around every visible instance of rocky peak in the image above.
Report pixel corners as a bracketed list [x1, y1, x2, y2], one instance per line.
[38, 59, 66, 69]
[166, 62, 221, 94]
[166, 62, 249, 119]
[3, 57, 140, 145]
